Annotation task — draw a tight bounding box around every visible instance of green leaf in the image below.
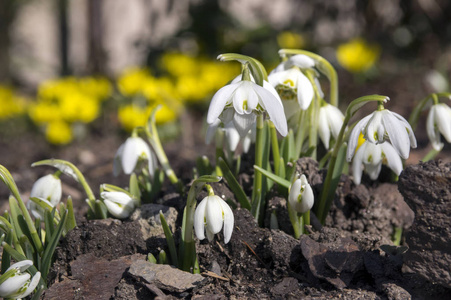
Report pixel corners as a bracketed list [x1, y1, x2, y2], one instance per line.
[218, 158, 251, 210]
[129, 173, 141, 201]
[159, 211, 178, 267]
[158, 250, 168, 264]
[1, 229, 13, 273]
[65, 196, 77, 233]
[254, 165, 291, 189]
[41, 209, 68, 281]
[147, 253, 157, 263]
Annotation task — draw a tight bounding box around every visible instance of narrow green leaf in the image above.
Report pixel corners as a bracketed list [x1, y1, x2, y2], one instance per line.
[1, 229, 13, 273]
[218, 158, 251, 210]
[94, 200, 108, 220]
[254, 165, 291, 189]
[41, 209, 68, 281]
[65, 196, 77, 233]
[44, 210, 55, 244]
[129, 173, 141, 201]
[147, 253, 157, 263]
[158, 250, 168, 264]
[159, 211, 178, 267]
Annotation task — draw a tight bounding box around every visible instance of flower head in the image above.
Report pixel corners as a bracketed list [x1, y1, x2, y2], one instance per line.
[0, 260, 41, 299]
[268, 54, 316, 113]
[426, 103, 451, 151]
[28, 173, 62, 220]
[318, 104, 345, 149]
[207, 78, 287, 137]
[351, 140, 403, 185]
[288, 174, 314, 213]
[194, 195, 234, 244]
[347, 109, 417, 161]
[101, 191, 135, 219]
[113, 136, 157, 177]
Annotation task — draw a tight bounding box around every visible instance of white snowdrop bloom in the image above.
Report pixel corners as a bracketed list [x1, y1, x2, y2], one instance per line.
[318, 104, 345, 149]
[269, 54, 316, 113]
[207, 78, 287, 138]
[206, 119, 241, 152]
[351, 140, 403, 185]
[101, 191, 135, 219]
[113, 137, 157, 177]
[30, 174, 62, 206]
[0, 260, 41, 299]
[194, 195, 234, 244]
[288, 174, 314, 213]
[347, 109, 417, 161]
[426, 103, 451, 151]
[28, 197, 54, 221]
[28, 174, 62, 220]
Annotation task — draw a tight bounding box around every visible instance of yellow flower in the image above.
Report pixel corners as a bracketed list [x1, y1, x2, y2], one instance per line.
[153, 104, 178, 125]
[0, 86, 28, 120]
[118, 105, 150, 132]
[60, 93, 99, 123]
[161, 52, 197, 77]
[79, 77, 112, 100]
[117, 68, 153, 96]
[336, 38, 380, 73]
[277, 31, 305, 49]
[28, 102, 62, 124]
[45, 121, 73, 145]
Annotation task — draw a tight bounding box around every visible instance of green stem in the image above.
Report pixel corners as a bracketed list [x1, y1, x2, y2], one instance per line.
[408, 93, 450, 130]
[215, 130, 225, 177]
[279, 49, 338, 106]
[392, 226, 402, 246]
[315, 95, 388, 224]
[288, 203, 302, 239]
[269, 122, 280, 176]
[422, 148, 440, 162]
[295, 110, 308, 158]
[251, 114, 265, 217]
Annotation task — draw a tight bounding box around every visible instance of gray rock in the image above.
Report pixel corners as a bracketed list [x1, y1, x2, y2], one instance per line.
[130, 204, 178, 240]
[398, 160, 451, 289]
[128, 260, 205, 292]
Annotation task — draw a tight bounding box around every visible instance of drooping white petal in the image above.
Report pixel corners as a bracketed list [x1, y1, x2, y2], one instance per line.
[391, 111, 417, 148]
[318, 108, 331, 149]
[122, 137, 151, 174]
[224, 122, 240, 152]
[326, 105, 345, 139]
[426, 106, 443, 150]
[206, 119, 221, 145]
[254, 84, 288, 136]
[290, 54, 316, 68]
[7, 260, 34, 272]
[205, 227, 215, 242]
[207, 82, 240, 124]
[364, 162, 382, 180]
[102, 192, 134, 219]
[232, 83, 247, 114]
[352, 143, 367, 185]
[381, 142, 403, 176]
[296, 72, 314, 110]
[113, 143, 124, 176]
[193, 197, 208, 241]
[30, 174, 62, 206]
[233, 112, 256, 137]
[347, 114, 373, 161]
[288, 174, 314, 213]
[364, 111, 384, 144]
[219, 107, 235, 124]
[221, 198, 235, 244]
[268, 70, 289, 88]
[16, 272, 41, 299]
[434, 104, 451, 143]
[0, 273, 31, 298]
[382, 111, 410, 159]
[363, 142, 382, 165]
[205, 196, 224, 235]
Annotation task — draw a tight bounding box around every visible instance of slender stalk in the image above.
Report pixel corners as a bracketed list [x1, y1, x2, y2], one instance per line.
[422, 148, 440, 162]
[315, 95, 388, 224]
[392, 226, 403, 246]
[295, 110, 308, 158]
[269, 122, 280, 176]
[251, 114, 265, 217]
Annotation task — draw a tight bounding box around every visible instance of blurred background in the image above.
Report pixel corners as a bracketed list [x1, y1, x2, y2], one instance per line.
[0, 0, 450, 203]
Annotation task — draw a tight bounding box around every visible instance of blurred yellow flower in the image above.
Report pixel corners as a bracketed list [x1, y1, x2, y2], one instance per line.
[0, 86, 28, 120]
[277, 31, 306, 49]
[45, 121, 73, 145]
[28, 102, 62, 124]
[118, 105, 149, 132]
[336, 38, 380, 73]
[117, 68, 153, 97]
[161, 52, 197, 77]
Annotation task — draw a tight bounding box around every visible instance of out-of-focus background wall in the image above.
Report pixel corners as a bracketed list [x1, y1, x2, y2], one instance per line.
[2, 0, 450, 86]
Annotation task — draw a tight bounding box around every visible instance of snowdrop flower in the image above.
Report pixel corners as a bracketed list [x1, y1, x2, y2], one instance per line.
[318, 104, 345, 149]
[269, 54, 316, 113]
[113, 137, 157, 177]
[352, 140, 403, 185]
[28, 173, 62, 220]
[347, 109, 417, 161]
[206, 119, 241, 152]
[206, 77, 287, 138]
[194, 195, 234, 244]
[101, 191, 135, 219]
[0, 260, 41, 299]
[288, 174, 314, 213]
[426, 103, 451, 150]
